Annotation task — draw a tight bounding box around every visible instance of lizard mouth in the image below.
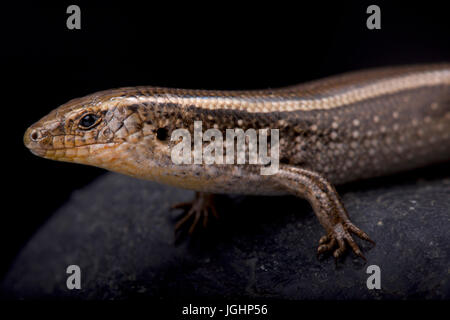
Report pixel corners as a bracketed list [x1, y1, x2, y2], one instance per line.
[28, 148, 47, 157]
[24, 124, 119, 162]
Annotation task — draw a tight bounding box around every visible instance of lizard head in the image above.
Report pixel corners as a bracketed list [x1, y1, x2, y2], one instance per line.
[23, 88, 174, 177]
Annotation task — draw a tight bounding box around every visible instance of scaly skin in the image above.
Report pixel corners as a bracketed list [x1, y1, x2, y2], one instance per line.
[24, 64, 450, 260]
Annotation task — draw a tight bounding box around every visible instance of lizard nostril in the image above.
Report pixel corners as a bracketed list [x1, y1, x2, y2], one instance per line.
[30, 130, 40, 141]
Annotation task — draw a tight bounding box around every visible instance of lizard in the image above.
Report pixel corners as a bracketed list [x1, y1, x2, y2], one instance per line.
[23, 63, 450, 260]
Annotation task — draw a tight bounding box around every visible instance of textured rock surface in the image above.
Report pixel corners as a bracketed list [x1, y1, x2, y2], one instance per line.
[1, 168, 449, 300]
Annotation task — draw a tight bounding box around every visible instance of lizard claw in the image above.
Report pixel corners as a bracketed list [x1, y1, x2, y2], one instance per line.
[173, 192, 218, 236]
[317, 222, 374, 261]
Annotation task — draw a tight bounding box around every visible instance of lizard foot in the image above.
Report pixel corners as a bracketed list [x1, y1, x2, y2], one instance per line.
[317, 221, 375, 261]
[172, 192, 218, 235]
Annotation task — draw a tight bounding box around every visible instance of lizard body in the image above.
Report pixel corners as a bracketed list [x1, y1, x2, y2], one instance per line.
[24, 64, 450, 259]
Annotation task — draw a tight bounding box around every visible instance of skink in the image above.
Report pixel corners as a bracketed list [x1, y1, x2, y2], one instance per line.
[24, 64, 450, 260]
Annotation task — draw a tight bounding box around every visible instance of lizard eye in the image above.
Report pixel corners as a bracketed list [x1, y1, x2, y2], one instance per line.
[78, 113, 100, 130]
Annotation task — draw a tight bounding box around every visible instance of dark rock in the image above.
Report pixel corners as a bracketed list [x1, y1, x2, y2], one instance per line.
[1, 169, 449, 300]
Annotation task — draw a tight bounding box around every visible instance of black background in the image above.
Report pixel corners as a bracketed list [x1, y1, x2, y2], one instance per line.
[1, 0, 449, 290]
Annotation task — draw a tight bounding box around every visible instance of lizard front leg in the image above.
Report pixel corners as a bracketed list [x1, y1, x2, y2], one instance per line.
[271, 165, 374, 260]
[172, 192, 218, 235]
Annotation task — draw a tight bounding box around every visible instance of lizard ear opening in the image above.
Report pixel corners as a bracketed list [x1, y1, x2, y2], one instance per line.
[156, 127, 169, 141]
